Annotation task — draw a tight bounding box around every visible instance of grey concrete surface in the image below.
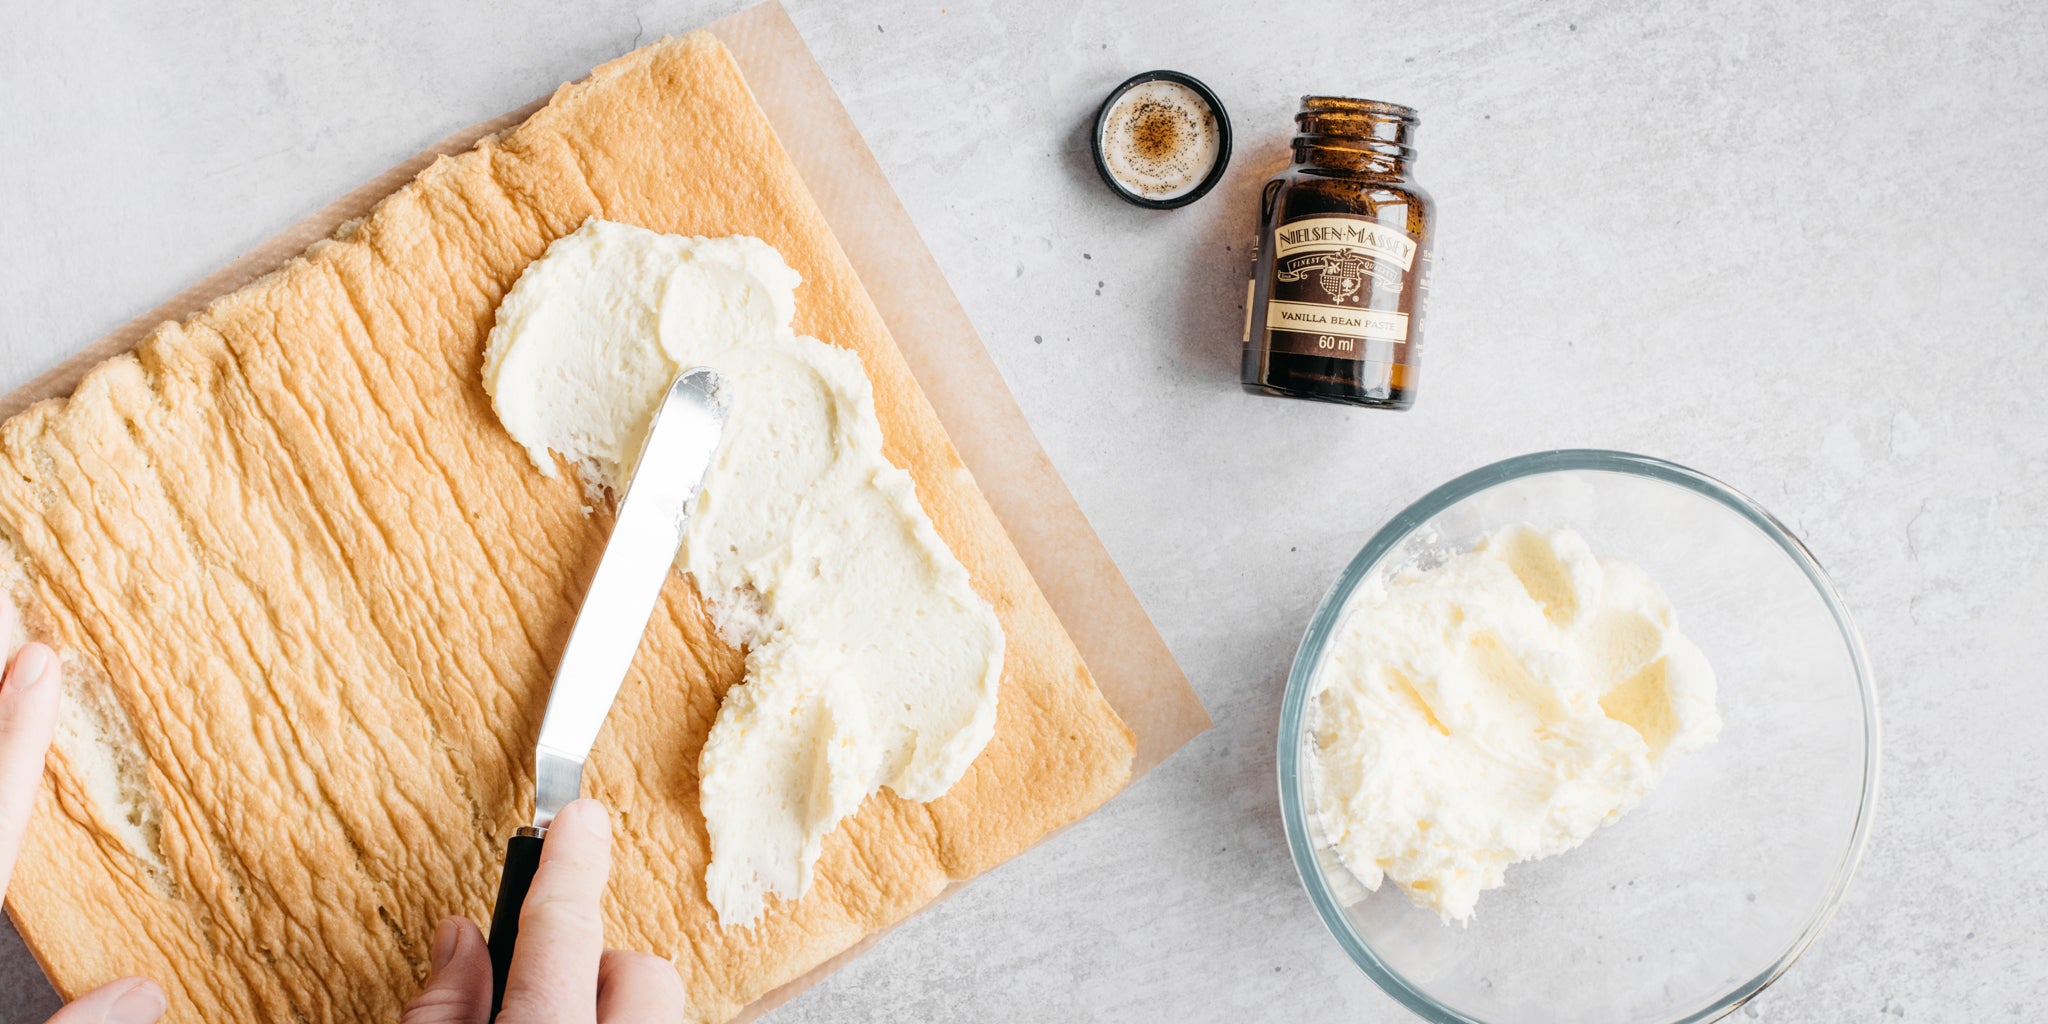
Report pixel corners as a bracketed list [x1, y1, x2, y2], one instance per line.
[3, 1, 2045, 1020]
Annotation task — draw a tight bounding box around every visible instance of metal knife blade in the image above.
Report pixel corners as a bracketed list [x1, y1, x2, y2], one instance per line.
[488, 367, 727, 1017]
[528, 367, 728, 827]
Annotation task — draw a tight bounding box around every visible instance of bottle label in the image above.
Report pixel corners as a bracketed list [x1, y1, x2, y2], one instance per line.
[1262, 214, 1421, 361]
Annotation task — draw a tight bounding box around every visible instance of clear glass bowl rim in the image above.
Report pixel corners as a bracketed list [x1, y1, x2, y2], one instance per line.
[1275, 448, 1882, 1024]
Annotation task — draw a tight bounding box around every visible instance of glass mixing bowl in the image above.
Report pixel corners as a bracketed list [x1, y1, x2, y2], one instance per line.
[1278, 450, 1879, 1023]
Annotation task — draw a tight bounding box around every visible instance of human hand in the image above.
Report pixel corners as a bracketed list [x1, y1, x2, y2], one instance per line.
[401, 799, 684, 1023]
[0, 603, 167, 1023]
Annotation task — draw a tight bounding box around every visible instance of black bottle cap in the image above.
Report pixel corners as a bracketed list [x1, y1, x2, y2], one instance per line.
[1091, 70, 1233, 210]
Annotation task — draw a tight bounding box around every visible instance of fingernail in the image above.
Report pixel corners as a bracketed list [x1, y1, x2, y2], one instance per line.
[5, 644, 54, 691]
[557, 799, 610, 839]
[105, 979, 166, 1024]
[430, 917, 461, 971]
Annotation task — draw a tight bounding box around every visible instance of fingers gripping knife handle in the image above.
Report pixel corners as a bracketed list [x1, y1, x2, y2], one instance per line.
[487, 826, 546, 1019]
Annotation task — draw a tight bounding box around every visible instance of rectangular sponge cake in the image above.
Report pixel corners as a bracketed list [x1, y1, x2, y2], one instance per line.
[0, 32, 1133, 1023]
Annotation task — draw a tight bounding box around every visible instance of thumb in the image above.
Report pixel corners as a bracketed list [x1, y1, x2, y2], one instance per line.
[45, 977, 165, 1024]
[401, 917, 491, 1024]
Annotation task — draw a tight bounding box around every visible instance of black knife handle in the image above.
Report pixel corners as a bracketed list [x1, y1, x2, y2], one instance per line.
[487, 827, 546, 1020]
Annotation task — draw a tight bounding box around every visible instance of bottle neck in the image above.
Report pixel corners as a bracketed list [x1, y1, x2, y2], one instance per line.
[1291, 97, 1418, 179]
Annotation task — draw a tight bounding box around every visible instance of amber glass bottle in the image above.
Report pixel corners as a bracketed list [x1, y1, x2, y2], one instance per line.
[1241, 97, 1435, 409]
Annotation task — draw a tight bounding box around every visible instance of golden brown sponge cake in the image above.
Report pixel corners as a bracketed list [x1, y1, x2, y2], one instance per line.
[0, 32, 1133, 1023]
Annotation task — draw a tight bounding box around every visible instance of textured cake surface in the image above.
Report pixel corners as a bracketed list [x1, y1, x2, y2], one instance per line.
[0, 32, 1133, 1023]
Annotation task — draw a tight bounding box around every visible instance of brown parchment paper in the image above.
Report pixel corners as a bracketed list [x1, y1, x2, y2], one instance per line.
[0, 1, 1208, 1017]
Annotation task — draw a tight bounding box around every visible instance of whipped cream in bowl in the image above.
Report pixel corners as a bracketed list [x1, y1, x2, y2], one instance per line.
[1279, 451, 1878, 1024]
[1310, 523, 1723, 925]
